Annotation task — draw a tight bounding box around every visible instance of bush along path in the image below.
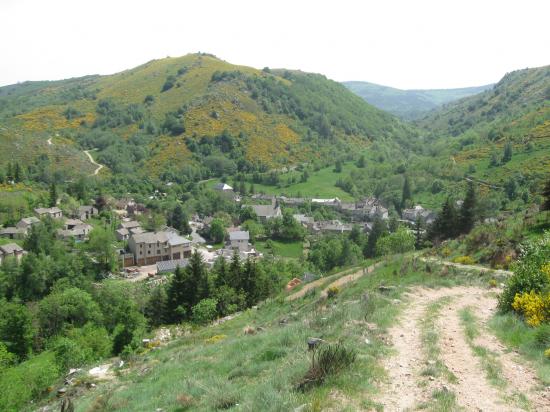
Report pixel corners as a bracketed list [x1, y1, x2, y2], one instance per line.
[376, 286, 549, 411]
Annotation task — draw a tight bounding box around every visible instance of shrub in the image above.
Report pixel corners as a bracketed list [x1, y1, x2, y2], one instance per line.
[0, 351, 60, 411]
[192, 298, 218, 325]
[161, 75, 176, 92]
[327, 286, 340, 299]
[204, 334, 227, 344]
[453, 255, 476, 265]
[534, 324, 550, 348]
[512, 291, 549, 327]
[297, 343, 356, 390]
[498, 232, 550, 312]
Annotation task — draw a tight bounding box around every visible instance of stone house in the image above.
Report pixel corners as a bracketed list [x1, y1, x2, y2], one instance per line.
[251, 198, 282, 222]
[128, 231, 192, 266]
[228, 231, 250, 252]
[16, 216, 40, 231]
[34, 207, 63, 219]
[0, 227, 27, 239]
[0, 243, 26, 264]
[77, 205, 98, 220]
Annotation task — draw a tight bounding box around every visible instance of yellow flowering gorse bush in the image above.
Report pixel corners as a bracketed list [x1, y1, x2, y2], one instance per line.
[512, 290, 550, 326]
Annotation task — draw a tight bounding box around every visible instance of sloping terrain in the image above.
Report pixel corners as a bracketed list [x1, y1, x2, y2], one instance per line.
[344, 81, 492, 120]
[27, 256, 550, 412]
[0, 54, 414, 182]
[378, 286, 548, 411]
[416, 65, 550, 190]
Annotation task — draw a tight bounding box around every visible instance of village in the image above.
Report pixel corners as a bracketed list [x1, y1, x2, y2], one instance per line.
[0, 181, 437, 284]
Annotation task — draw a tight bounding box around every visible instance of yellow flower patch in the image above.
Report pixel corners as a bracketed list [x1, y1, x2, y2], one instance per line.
[512, 291, 549, 327]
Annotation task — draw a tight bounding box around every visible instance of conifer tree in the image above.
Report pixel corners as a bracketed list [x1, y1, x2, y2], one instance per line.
[228, 251, 242, 291]
[459, 181, 476, 234]
[49, 182, 57, 207]
[414, 216, 424, 250]
[6, 162, 13, 181]
[14, 163, 22, 183]
[171, 204, 191, 235]
[542, 177, 550, 212]
[401, 175, 412, 209]
[166, 266, 193, 322]
[189, 250, 209, 301]
[502, 141, 513, 163]
[364, 217, 386, 258]
[431, 197, 458, 240]
[213, 256, 229, 288]
[242, 257, 258, 306]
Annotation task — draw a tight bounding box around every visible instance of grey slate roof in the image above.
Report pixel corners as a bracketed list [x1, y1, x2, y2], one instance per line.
[0, 243, 24, 254]
[132, 231, 190, 246]
[229, 231, 250, 241]
[156, 259, 189, 273]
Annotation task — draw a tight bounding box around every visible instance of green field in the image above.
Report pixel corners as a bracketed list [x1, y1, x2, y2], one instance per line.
[255, 239, 303, 259]
[209, 162, 361, 201]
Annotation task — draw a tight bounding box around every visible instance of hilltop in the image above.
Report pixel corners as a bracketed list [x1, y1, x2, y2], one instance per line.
[0, 54, 413, 183]
[343, 81, 492, 120]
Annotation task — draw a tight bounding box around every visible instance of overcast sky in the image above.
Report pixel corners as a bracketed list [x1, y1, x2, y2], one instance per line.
[1, 0, 548, 89]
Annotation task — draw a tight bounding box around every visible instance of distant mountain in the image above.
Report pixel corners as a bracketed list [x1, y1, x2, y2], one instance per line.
[343, 81, 493, 120]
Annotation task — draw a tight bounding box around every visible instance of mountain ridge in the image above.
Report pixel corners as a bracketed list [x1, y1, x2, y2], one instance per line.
[343, 80, 493, 120]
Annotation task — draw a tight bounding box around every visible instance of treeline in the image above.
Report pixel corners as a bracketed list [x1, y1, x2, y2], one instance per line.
[149, 251, 284, 326]
[308, 221, 416, 272]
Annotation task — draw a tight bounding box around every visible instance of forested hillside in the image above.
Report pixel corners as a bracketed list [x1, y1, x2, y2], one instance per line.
[344, 81, 492, 120]
[0, 54, 414, 189]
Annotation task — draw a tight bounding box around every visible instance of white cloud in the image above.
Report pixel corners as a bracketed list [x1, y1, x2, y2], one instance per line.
[0, 0, 548, 88]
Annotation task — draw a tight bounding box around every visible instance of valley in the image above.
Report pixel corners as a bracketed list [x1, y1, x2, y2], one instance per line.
[0, 53, 548, 412]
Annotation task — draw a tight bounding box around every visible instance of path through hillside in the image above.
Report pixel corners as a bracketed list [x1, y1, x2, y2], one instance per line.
[376, 286, 549, 411]
[84, 149, 104, 175]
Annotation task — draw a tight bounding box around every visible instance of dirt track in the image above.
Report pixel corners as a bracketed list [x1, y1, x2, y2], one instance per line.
[377, 286, 549, 411]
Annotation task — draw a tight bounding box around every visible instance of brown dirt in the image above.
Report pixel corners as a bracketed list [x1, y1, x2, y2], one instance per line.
[376, 286, 549, 411]
[320, 262, 384, 298]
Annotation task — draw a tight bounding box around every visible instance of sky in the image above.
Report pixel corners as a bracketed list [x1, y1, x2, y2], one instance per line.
[1, 0, 548, 89]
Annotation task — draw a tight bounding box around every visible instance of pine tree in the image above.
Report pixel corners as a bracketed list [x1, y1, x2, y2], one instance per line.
[541, 177, 550, 212]
[502, 141, 513, 163]
[364, 217, 386, 258]
[213, 256, 229, 288]
[189, 250, 209, 301]
[249, 183, 255, 194]
[242, 257, 258, 306]
[6, 162, 13, 181]
[228, 251, 242, 291]
[239, 180, 246, 196]
[171, 204, 191, 235]
[459, 181, 476, 234]
[432, 197, 458, 240]
[414, 217, 424, 250]
[14, 163, 22, 183]
[356, 155, 366, 168]
[401, 175, 412, 209]
[166, 266, 193, 322]
[49, 182, 57, 207]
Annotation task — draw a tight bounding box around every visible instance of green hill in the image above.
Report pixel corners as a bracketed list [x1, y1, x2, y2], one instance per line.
[343, 81, 492, 120]
[417, 65, 550, 189]
[0, 54, 413, 185]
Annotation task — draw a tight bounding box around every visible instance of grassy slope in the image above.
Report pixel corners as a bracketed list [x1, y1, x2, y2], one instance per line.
[207, 161, 360, 200]
[417, 65, 550, 189]
[344, 81, 492, 120]
[41, 256, 501, 412]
